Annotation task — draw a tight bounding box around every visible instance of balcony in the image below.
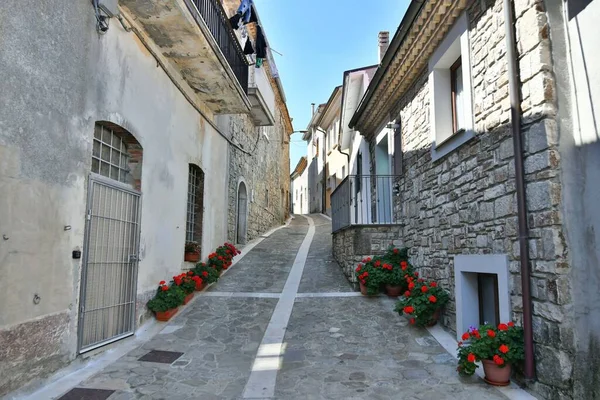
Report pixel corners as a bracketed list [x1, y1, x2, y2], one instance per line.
[331, 175, 400, 232]
[121, 0, 251, 114]
[247, 63, 276, 126]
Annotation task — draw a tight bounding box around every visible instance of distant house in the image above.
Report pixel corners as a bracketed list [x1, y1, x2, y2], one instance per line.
[333, 0, 600, 398]
[290, 156, 308, 214]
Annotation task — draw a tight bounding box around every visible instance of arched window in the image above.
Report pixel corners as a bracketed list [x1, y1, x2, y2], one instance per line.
[92, 122, 143, 190]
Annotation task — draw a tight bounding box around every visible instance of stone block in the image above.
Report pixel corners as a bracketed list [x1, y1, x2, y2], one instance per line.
[535, 345, 573, 389]
[526, 119, 559, 154]
[483, 184, 506, 201]
[480, 201, 494, 221]
[494, 194, 515, 218]
[533, 301, 565, 323]
[526, 181, 552, 211]
[516, 7, 548, 55]
[525, 150, 558, 174]
[498, 137, 514, 160]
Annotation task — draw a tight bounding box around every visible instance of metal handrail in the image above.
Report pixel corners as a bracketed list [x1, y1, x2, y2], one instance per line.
[331, 175, 400, 232]
[190, 0, 249, 93]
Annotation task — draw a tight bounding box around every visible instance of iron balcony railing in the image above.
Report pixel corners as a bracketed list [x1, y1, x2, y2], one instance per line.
[190, 0, 249, 93]
[331, 175, 400, 233]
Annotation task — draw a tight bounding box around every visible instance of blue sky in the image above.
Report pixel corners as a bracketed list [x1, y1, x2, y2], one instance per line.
[254, 0, 410, 170]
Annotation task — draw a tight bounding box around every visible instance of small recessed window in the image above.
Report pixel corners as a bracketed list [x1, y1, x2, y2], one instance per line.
[478, 273, 500, 326]
[451, 56, 465, 134]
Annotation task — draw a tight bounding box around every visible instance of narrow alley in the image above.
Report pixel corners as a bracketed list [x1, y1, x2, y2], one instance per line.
[20, 215, 512, 400]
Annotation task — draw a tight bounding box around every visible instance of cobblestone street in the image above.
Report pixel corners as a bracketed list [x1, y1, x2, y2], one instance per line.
[25, 215, 513, 400]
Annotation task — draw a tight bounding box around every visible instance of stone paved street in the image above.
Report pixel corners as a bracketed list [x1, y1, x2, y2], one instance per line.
[35, 215, 510, 400]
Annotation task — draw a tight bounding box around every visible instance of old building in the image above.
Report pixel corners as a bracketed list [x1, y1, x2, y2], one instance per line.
[332, 0, 599, 398]
[0, 0, 290, 395]
[303, 104, 326, 214]
[290, 156, 308, 214]
[313, 87, 345, 216]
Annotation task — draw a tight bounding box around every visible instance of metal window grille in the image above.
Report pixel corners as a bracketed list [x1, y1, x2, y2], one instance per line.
[92, 125, 130, 183]
[186, 165, 203, 242]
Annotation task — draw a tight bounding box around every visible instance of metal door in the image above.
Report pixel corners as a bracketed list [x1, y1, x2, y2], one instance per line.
[78, 174, 141, 353]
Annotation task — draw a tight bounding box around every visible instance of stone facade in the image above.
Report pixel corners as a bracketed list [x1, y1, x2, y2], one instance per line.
[334, 0, 583, 398]
[332, 225, 403, 285]
[224, 103, 292, 244]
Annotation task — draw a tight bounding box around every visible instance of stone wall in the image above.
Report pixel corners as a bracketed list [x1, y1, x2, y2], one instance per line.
[225, 101, 291, 244]
[363, 0, 572, 397]
[332, 225, 403, 285]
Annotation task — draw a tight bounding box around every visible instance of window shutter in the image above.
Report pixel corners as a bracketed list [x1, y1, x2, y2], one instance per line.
[393, 123, 402, 175]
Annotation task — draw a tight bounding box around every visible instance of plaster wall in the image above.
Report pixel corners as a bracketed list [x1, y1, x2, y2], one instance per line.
[549, 0, 600, 398]
[0, 1, 229, 394]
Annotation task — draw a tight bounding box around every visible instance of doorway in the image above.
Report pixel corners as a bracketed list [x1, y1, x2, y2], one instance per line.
[79, 123, 142, 353]
[237, 182, 248, 244]
[375, 134, 393, 223]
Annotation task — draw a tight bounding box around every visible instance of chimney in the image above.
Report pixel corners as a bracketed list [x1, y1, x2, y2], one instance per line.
[378, 31, 390, 63]
[311, 103, 316, 116]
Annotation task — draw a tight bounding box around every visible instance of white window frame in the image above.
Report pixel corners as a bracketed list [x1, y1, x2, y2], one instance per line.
[429, 13, 474, 161]
[454, 255, 511, 342]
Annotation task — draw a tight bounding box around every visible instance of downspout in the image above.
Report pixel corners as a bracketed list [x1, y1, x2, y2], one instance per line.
[503, 0, 535, 380]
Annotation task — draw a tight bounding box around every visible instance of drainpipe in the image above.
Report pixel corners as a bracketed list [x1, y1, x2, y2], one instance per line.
[503, 0, 535, 380]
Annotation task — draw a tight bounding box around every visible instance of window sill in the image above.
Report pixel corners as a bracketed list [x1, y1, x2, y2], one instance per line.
[431, 128, 474, 162]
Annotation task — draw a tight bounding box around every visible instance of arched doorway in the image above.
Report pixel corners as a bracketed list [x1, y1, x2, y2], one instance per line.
[237, 182, 248, 244]
[79, 122, 142, 353]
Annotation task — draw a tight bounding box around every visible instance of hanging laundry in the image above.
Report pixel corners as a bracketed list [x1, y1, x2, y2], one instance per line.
[229, 13, 242, 30]
[243, 38, 254, 55]
[255, 25, 267, 60]
[256, 58, 264, 68]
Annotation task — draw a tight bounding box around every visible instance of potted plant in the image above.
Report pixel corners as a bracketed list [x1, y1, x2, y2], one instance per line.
[457, 322, 524, 386]
[355, 257, 384, 296]
[208, 242, 242, 274]
[193, 262, 220, 285]
[379, 248, 414, 297]
[147, 281, 185, 321]
[184, 241, 201, 262]
[395, 276, 449, 326]
[172, 272, 197, 304]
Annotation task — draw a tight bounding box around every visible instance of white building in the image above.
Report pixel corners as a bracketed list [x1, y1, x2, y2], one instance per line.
[290, 156, 308, 214]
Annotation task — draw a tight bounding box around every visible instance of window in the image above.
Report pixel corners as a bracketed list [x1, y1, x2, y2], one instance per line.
[429, 13, 474, 161]
[186, 165, 205, 244]
[478, 273, 500, 326]
[451, 57, 465, 133]
[356, 152, 362, 194]
[393, 122, 402, 175]
[92, 125, 130, 183]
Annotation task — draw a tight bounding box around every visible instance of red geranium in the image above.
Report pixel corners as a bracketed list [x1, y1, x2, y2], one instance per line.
[462, 332, 470, 341]
[161, 285, 169, 291]
[499, 344, 509, 354]
[487, 329, 496, 338]
[467, 353, 476, 363]
[421, 285, 428, 293]
[508, 321, 515, 327]
[498, 323, 509, 331]
[404, 291, 411, 297]
[493, 355, 505, 365]
[428, 295, 437, 303]
[430, 282, 437, 288]
[409, 318, 415, 325]
[403, 306, 414, 314]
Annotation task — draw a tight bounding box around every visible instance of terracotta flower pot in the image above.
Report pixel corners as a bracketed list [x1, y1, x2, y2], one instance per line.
[425, 308, 441, 327]
[385, 284, 403, 297]
[155, 308, 178, 322]
[183, 293, 194, 305]
[184, 252, 200, 263]
[482, 360, 512, 386]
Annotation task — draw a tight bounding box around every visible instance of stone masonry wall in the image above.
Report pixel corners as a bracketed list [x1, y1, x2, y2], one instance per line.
[332, 225, 404, 285]
[226, 102, 290, 244]
[364, 0, 572, 398]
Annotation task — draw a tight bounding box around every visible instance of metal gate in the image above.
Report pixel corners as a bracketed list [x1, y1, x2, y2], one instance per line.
[78, 174, 141, 353]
